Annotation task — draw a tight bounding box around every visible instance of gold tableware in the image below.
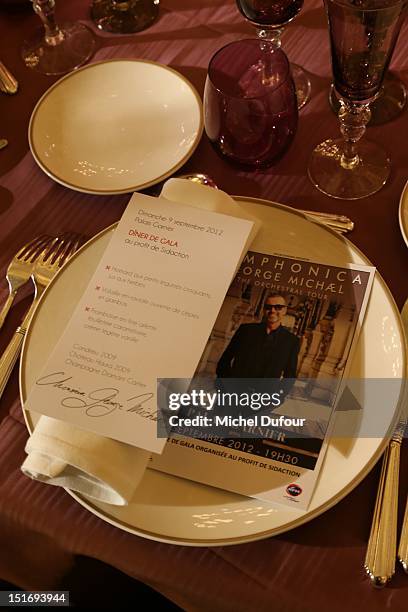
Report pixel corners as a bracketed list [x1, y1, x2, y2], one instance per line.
[0, 233, 83, 399]
[178, 173, 355, 234]
[398, 495, 408, 572]
[364, 418, 406, 586]
[364, 299, 408, 586]
[0, 61, 18, 95]
[0, 235, 53, 331]
[397, 293, 408, 573]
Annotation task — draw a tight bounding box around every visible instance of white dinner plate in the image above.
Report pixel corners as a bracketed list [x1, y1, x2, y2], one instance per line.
[28, 60, 203, 194]
[398, 180, 408, 246]
[20, 196, 405, 546]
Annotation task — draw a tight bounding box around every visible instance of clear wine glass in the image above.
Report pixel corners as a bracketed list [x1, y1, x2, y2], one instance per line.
[235, 0, 311, 109]
[308, 0, 408, 200]
[22, 0, 95, 75]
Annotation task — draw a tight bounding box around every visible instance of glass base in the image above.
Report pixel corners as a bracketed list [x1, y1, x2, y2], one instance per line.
[91, 0, 159, 33]
[22, 23, 95, 75]
[329, 74, 407, 126]
[291, 63, 311, 110]
[308, 138, 390, 200]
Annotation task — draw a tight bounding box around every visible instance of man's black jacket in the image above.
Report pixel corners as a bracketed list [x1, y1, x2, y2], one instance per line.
[216, 322, 300, 379]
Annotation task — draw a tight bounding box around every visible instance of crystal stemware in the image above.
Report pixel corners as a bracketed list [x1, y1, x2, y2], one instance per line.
[308, 0, 408, 200]
[91, 0, 159, 33]
[236, 0, 311, 109]
[22, 0, 95, 75]
[329, 73, 407, 125]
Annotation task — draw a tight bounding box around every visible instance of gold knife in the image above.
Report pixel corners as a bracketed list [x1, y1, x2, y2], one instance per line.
[364, 300, 408, 585]
[397, 302, 408, 574]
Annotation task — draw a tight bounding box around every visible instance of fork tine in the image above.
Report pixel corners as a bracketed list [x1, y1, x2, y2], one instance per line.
[46, 234, 72, 266]
[43, 237, 60, 257]
[34, 238, 60, 265]
[25, 236, 55, 263]
[15, 235, 50, 261]
[64, 234, 84, 260]
[35, 233, 79, 267]
[40, 233, 78, 268]
[55, 234, 83, 268]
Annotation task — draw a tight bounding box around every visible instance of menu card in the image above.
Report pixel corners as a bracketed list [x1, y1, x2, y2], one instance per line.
[24, 192, 254, 453]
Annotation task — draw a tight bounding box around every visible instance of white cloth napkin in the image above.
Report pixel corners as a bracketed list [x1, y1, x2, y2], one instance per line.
[21, 416, 150, 505]
[161, 178, 260, 258]
[21, 178, 258, 505]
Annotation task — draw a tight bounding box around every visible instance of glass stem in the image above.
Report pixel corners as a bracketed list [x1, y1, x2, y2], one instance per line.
[32, 0, 64, 46]
[256, 27, 283, 48]
[338, 99, 371, 170]
[256, 27, 283, 85]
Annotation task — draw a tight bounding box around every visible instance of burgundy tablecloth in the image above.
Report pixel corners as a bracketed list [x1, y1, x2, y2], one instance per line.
[1, 1, 408, 610]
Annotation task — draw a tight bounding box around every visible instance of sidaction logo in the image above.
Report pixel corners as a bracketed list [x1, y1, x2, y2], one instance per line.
[286, 484, 302, 497]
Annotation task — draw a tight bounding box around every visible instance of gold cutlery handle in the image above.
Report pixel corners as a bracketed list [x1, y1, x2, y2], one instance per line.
[178, 175, 355, 233]
[397, 417, 408, 572]
[364, 439, 401, 586]
[399, 496, 408, 573]
[302, 211, 354, 233]
[0, 291, 17, 331]
[299, 209, 351, 222]
[0, 293, 41, 399]
[0, 61, 18, 95]
[0, 327, 25, 398]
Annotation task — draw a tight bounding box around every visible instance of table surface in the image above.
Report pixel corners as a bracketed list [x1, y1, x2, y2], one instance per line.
[0, 1, 408, 610]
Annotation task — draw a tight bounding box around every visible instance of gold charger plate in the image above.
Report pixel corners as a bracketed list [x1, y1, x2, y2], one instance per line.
[20, 195, 405, 545]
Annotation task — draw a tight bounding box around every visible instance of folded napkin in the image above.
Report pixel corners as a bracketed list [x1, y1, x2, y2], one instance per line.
[21, 178, 258, 505]
[161, 178, 260, 257]
[21, 416, 150, 505]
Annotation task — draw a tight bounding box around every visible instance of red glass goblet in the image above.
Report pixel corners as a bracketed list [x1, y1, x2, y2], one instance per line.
[204, 39, 298, 169]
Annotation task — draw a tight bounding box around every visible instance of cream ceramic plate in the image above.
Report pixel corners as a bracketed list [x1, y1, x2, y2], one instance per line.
[28, 60, 203, 194]
[398, 180, 408, 246]
[20, 197, 405, 546]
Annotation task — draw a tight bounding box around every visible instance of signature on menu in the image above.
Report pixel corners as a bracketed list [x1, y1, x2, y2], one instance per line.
[36, 372, 156, 420]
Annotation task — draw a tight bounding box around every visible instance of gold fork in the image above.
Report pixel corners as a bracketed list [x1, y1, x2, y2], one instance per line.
[0, 233, 83, 399]
[0, 235, 53, 331]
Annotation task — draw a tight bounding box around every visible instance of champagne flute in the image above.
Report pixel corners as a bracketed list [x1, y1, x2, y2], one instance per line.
[308, 0, 408, 200]
[236, 0, 311, 109]
[22, 0, 95, 75]
[329, 73, 407, 125]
